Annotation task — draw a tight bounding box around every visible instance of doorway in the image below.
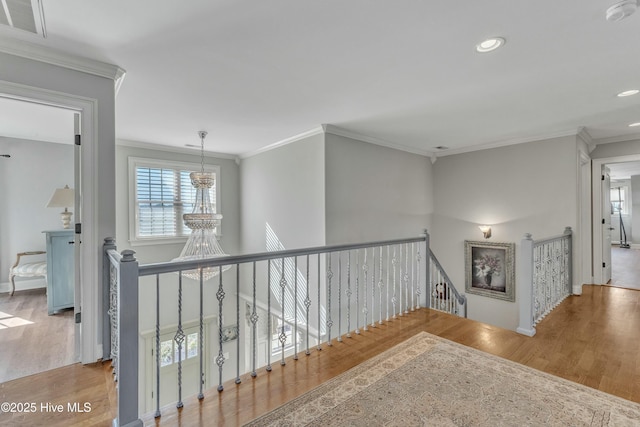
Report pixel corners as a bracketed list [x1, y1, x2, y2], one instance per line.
[0, 97, 79, 382]
[592, 156, 640, 288]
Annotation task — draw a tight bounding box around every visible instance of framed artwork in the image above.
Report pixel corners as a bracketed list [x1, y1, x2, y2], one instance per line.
[221, 325, 239, 343]
[465, 240, 515, 302]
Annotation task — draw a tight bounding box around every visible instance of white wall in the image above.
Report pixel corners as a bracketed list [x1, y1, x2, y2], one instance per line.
[324, 133, 433, 244]
[591, 139, 640, 159]
[0, 138, 74, 291]
[240, 133, 326, 254]
[431, 136, 578, 330]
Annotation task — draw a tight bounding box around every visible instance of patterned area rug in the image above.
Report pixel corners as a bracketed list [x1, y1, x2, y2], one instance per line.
[244, 332, 640, 426]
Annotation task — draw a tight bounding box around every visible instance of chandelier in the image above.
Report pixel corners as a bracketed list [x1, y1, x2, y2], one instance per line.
[173, 131, 230, 280]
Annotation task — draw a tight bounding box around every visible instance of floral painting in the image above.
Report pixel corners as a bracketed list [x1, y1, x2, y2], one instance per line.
[465, 241, 515, 302]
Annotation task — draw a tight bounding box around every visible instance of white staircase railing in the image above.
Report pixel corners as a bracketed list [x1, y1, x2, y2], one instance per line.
[517, 227, 573, 336]
[103, 229, 464, 426]
[427, 249, 467, 317]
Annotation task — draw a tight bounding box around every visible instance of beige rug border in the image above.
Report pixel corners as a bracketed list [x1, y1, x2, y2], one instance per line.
[244, 331, 640, 426]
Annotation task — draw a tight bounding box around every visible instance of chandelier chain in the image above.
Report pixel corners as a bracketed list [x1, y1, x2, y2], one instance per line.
[199, 131, 207, 174]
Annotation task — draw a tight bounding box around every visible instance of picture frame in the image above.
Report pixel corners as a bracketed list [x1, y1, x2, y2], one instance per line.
[465, 240, 515, 302]
[221, 324, 239, 343]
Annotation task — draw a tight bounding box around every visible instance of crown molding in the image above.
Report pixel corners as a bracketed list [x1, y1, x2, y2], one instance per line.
[239, 126, 325, 159]
[322, 124, 432, 157]
[592, 133, 640, 146]
[0, 37, 126, 89]
[117, 138, 239, 161]
[435, 129, 580, 158]
[576, 126, 596, 152]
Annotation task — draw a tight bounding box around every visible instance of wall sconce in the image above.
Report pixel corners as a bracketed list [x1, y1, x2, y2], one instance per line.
[479, 225, 492, 239]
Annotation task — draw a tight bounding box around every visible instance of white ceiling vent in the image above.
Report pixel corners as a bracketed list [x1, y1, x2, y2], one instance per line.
[0, 0, 46, 37]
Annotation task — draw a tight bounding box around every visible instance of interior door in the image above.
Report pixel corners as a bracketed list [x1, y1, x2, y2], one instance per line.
[73, 113, 82, 361]
[602, 166, 612, 284]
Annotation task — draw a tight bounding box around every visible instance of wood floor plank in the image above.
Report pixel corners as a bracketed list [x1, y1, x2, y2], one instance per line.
[0, 289, 75, 383]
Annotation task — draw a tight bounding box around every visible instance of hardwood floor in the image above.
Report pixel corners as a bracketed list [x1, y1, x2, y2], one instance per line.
[610, 246, 640, 290]
[0, 288, 75, 383]
[1, 285, 639, 426]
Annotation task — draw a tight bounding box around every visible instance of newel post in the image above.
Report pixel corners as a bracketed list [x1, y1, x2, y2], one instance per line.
[517, 233, 536, 337]
[117, 250, 143, 427]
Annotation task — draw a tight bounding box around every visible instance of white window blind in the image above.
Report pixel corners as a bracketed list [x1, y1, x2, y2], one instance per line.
[129, 158, 219, 242]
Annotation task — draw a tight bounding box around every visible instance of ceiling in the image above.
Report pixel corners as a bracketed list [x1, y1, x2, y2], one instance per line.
[608, 161, 640, 180]
[1, 1, 640, 156]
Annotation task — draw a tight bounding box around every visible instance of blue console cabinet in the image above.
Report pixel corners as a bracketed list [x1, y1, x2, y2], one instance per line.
[44, 230, 75, 315]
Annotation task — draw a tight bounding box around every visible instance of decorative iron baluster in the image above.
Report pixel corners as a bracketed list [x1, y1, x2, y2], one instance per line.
[371, 248, 376, 328]
[235, 265, 241, 384]
[410, 244, 415, 311]
[108, 263, 119, 380]
[198, 268, 205, 399]
[386, 246, 390, 321]
[216, 266, 225, 392]
[317, 253, 322, 351]
[175, 272, 185, 408]
[266, 260, 272, 371]
[250, 262, 259, 376]
[363, 248, 369, 331]
[416, 244, 421, 309]
[392, 246, 398, 318]
[355, 251, 360, 334]
[398, 244, 403, 316]
[346, 251, 352, 338]
[154, 274, 160, 418]
[337, 252, 343, 342]
[326, 253, 334, 345]
[294, 257, 299, 360]
[305, 254, 311, 355]
[280, 257, 287, 365]
[404, 243, 410, 314]
[378, 246, 384, 325]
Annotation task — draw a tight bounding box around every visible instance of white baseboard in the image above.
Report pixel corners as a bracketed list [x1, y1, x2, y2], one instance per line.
[0, 278, 46, 294]
[612, 241, 639, 249]
[516, 327, 536, 337]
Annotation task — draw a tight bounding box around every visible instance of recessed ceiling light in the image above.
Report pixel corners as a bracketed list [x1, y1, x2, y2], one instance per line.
[629, 122, 640, 127]
[606, 0, 638, 22]
[476, 37, 505, 53]
[617, 89, 639, 97]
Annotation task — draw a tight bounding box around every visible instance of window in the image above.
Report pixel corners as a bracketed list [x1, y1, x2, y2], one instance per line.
[610, 186, 628, 215]
[270, 316, 302, 356]
[160, 330, 200, 368]
[129, 158, 220, 244]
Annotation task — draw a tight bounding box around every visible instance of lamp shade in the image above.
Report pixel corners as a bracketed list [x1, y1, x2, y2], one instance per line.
[46, 185, 74, 208]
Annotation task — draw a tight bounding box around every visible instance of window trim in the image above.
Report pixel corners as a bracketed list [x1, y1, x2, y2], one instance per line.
[128, 157, 221, 245]
[610, 185, 629, 216]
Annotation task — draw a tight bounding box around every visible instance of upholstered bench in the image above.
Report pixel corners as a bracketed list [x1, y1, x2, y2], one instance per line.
[8, 251, 47, 296]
